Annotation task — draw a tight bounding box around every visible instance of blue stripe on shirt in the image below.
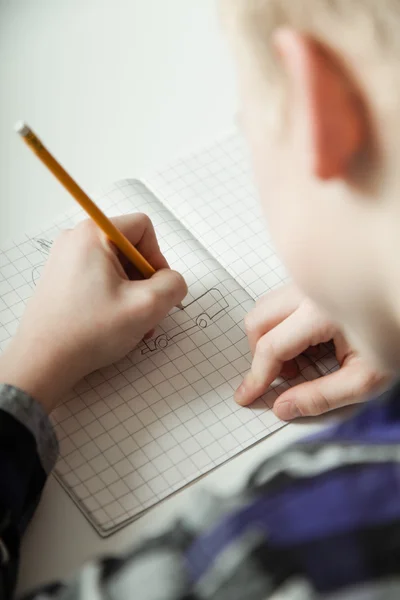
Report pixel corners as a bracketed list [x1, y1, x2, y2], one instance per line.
[186, 460, 400, 582]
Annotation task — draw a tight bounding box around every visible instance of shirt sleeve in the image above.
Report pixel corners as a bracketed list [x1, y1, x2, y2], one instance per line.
[0, 384, 58, 600]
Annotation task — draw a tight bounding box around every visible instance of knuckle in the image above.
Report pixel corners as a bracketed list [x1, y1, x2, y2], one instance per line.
[255, 296, 267, 310]
[309, 324, 332, 346]
[299, 391, 331, 417]
[75, 218, 98, 238]
[136, 213, 152, 228]
[311, 392, 332, 416]
[301, 305, 335, 344]
[129, 288, 158, 321]
[53, 229, 71, 248]
[169, 270, 187, 295]
[254, 290, 275, 311]
[139, 288, 158, 311]
[244, 310, 258, 336]
[256, 335, 275, 360]
[58, 228, 71, 240]
[251, 376, 268, 398]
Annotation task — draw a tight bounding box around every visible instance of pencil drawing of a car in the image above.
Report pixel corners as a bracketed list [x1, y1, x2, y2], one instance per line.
[141, 288, 229, 355]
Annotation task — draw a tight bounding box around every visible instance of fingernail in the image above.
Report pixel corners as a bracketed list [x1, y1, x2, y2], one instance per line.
[275, 401, 301, 421]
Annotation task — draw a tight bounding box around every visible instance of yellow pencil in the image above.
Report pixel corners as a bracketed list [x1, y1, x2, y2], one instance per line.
[15, 122, 157, 278]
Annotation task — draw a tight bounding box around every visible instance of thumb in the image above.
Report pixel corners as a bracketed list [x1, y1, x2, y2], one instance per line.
[127, 268, 187, 326]
[148, 268, 187, 306]
[273, 360, 384, 421]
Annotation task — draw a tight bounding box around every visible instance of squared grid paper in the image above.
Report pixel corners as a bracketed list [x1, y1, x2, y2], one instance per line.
[145, 131, 338, 377]
[146, 132, 282, 300]
[0, 136, 336, 537]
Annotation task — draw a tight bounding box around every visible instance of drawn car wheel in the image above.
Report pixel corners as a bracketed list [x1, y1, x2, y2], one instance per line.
[155, 334, 169, 350]
[196, 313, 211, 329]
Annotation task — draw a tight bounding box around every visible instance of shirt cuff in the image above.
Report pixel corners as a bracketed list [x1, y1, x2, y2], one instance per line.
[0, 384, 59, 475]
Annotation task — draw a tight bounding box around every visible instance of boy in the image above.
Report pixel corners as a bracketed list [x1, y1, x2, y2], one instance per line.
[0, 0, 398, 597]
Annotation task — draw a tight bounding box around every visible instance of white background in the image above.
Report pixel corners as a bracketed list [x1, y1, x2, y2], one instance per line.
[0, 0, 333, 594]
[0, 0, 236, 242]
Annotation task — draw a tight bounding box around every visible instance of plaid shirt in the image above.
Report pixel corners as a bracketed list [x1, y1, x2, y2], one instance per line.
[1, 381, 400, 600]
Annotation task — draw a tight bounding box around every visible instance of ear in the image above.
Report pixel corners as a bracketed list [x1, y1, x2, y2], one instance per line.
[273, 28, 368, 180]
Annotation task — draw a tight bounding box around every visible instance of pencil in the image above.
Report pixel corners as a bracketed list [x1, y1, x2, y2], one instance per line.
[15, 122, 184, 308]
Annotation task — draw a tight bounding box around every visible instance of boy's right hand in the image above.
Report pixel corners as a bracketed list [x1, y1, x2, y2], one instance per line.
[235, 284, 387, 420]
[0, 214, 187, 414]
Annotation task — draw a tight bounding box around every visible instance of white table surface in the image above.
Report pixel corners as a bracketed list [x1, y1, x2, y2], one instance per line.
[0, 0, 338, 594]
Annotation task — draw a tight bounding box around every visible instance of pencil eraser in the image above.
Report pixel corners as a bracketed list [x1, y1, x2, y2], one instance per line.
[15, 121, 30, 136]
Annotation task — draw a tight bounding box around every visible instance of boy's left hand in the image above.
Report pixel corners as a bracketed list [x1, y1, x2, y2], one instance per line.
[0, 214, 187, 413]
[235, 284, 387, 420]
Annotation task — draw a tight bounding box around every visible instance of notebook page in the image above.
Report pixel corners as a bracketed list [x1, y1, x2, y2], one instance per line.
[0, 180, 320, 537]
[145, 132, 279, 299]
[145, 132, 338, 377]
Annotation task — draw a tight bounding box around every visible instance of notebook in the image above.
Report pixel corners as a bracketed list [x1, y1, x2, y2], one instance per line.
[0, 132, 337, 536]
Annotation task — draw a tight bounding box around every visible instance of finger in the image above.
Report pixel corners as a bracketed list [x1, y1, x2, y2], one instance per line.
[125, 268, 187, 328]
[236, 303, 334, 406]
[332, 331, 352, 364]
[273, 360, 386, 421]
[110, 214, 170, 271]
[245, 284, 302, 355]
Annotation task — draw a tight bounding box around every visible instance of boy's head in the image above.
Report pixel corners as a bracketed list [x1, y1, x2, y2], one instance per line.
[221, 0, 400, 372]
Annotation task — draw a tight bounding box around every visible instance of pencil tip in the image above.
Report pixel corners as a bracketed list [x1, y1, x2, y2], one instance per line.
[177, 302, 185, 311]
[15, 121, 30, 136]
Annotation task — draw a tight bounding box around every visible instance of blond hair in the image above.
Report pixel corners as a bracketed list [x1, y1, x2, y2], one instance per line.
[220, 0, 400, 128]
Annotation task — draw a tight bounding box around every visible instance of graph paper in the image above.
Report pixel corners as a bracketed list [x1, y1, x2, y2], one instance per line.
[0, 134, 334, 536]
[146, 132, 338, 377]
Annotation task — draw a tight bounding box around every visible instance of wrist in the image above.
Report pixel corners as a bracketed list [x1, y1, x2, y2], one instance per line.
[0, 336, 78, 414]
